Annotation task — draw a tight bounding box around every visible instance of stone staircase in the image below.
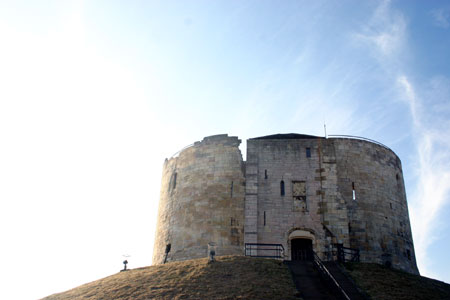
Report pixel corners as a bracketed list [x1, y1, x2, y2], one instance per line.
[323, 262, 367, 300]
[285, 261, 339, 300]
[285, 261, 367, 300]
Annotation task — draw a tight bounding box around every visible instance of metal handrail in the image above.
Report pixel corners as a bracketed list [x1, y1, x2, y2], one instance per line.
[170, 143, 194, 159]
[333, 244, 360, 263]
[245, 243, 285, 259]
[313, 251, 351, 300]
[327, 134, 393, 152]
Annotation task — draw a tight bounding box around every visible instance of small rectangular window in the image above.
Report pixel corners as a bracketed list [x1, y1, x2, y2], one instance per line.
[264, 211, 266, 226]
[264, 169, 268, 179]
[306, 147, 311, 158]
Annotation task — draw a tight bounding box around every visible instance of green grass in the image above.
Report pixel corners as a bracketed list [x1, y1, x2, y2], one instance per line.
[345, 262, 450, 300]
[40, 256, 299, 300]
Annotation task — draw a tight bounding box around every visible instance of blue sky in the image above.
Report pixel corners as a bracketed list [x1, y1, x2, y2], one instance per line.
[1, 1, 450, 299]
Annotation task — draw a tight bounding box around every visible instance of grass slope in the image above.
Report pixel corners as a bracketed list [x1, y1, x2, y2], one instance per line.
[41, 256, 298, 300]
[41, 256, 450, 300]
[345, 262, 450, 300]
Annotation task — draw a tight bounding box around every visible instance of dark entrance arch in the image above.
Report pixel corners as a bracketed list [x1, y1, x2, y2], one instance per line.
[291, 238, 313, 261]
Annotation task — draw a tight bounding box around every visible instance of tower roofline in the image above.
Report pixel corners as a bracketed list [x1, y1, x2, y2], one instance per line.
[250, 133, 323, 140]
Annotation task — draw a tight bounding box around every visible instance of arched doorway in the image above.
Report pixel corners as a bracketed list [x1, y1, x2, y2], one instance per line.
[291, 238, 313, 261]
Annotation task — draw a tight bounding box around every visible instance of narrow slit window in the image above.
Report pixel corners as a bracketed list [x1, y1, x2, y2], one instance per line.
[164, 244, 171, 264]
[230, 181, 234, 198]
[264, 169, 268, 179]
[173, 172, 177, 189]
[169, 172, 177, 192]
[280, 180, 285, 196]
[306, 147, 311, 158]
[264, 211, 266, 226]
[352, 182, 356, 200]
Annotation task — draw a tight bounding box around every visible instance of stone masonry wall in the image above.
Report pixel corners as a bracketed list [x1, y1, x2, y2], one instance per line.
[244, 136, 418, 274]
[245, 138, 328, 260]
[332, 138, 418, 274]
[153, 133, 418, 275]
[152, 134, 245, 264]
[318, 139, 350, 251]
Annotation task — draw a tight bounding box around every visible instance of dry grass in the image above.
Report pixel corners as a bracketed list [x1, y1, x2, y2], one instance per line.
[41, 255, 299, 300]
[345, 263, 450, 300]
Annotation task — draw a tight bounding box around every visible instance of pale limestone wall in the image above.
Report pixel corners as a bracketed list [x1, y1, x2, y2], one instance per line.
[153, 133, 418, 274]
[245, 138, 329, 260]
[244, 136, 418, 274]
[332, 138, 418, 274]
[152, 134, 245, 265]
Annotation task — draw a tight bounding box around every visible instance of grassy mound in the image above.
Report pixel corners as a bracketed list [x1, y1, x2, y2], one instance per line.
[345, 262, 450, 300]
[41, 255, 450, 300]
[40, 256, 299, 300]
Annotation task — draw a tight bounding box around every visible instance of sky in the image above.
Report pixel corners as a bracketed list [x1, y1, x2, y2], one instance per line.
[1, 0, 450, 299]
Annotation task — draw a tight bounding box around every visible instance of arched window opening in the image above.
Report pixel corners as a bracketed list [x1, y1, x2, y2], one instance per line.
[280, 180, 285, 196]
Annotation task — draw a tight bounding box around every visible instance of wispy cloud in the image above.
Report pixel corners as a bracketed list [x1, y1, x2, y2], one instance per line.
[353, 0, 450, 280]
[353, 0, 406, 59]
[430, 7, 450, 29]
[397, 75, 450, 279]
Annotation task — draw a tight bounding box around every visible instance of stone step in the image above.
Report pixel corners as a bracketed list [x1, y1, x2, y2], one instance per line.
[285, 261, 340, 300]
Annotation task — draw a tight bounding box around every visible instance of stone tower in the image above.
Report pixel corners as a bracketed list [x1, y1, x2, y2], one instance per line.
[153, 133, 418, 274]
[152, 135, 245, 264]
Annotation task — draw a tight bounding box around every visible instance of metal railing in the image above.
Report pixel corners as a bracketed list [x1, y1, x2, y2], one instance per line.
[327, 134, 393, 152]
[244, 243, 284, 259]
[170, 143, 194, 159]
[333, 244, 360, 263]
[313, 251, 351, 300]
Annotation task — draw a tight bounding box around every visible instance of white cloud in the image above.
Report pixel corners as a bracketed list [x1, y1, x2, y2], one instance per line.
[353, 0, 406, 59]
[353, 0, 450, 280]
[430, 7, 450, 29]
[397, 75, 450, 279]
